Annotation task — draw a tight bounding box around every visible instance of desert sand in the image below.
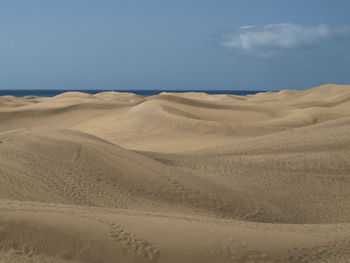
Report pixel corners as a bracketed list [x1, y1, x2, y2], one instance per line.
[0, 84, 350, 263]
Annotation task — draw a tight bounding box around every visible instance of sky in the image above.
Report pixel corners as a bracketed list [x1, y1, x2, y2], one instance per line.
[0, 0, 350, 91]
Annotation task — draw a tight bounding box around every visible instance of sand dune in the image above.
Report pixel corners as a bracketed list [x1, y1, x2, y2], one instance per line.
[1, 84, 350, 262]
[2, 200, 350, 263]
[143, 116, 350, 224]
[0, 127, 258, 218]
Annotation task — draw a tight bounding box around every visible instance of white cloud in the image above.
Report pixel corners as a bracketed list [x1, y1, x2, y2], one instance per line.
[239, 25, 256, 30]
[221, 23, 350, 57]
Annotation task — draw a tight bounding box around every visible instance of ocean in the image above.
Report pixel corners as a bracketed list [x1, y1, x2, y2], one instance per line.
[0, 90, 266, 97]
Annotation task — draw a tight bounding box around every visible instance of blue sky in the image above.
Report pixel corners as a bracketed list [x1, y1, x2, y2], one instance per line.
[0, 0, 349, 90]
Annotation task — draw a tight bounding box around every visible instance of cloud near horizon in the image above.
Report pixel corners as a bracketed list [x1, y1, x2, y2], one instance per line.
[221, 23, 350, 57]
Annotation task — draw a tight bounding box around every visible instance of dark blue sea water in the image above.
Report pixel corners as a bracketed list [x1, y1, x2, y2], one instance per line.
[0, 90, 266, 97]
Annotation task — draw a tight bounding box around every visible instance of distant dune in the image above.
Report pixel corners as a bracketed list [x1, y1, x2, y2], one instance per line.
[1, 84, 350, 262]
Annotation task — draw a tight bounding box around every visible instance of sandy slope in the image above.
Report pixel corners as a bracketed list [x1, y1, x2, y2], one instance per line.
[0, 84, 350, 262]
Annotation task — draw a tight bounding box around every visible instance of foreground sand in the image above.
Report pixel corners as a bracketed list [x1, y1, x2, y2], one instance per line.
[0, 84, 350, 262]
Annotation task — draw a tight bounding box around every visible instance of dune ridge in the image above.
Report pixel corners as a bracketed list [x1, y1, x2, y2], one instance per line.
[1, 84, 350, 262]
